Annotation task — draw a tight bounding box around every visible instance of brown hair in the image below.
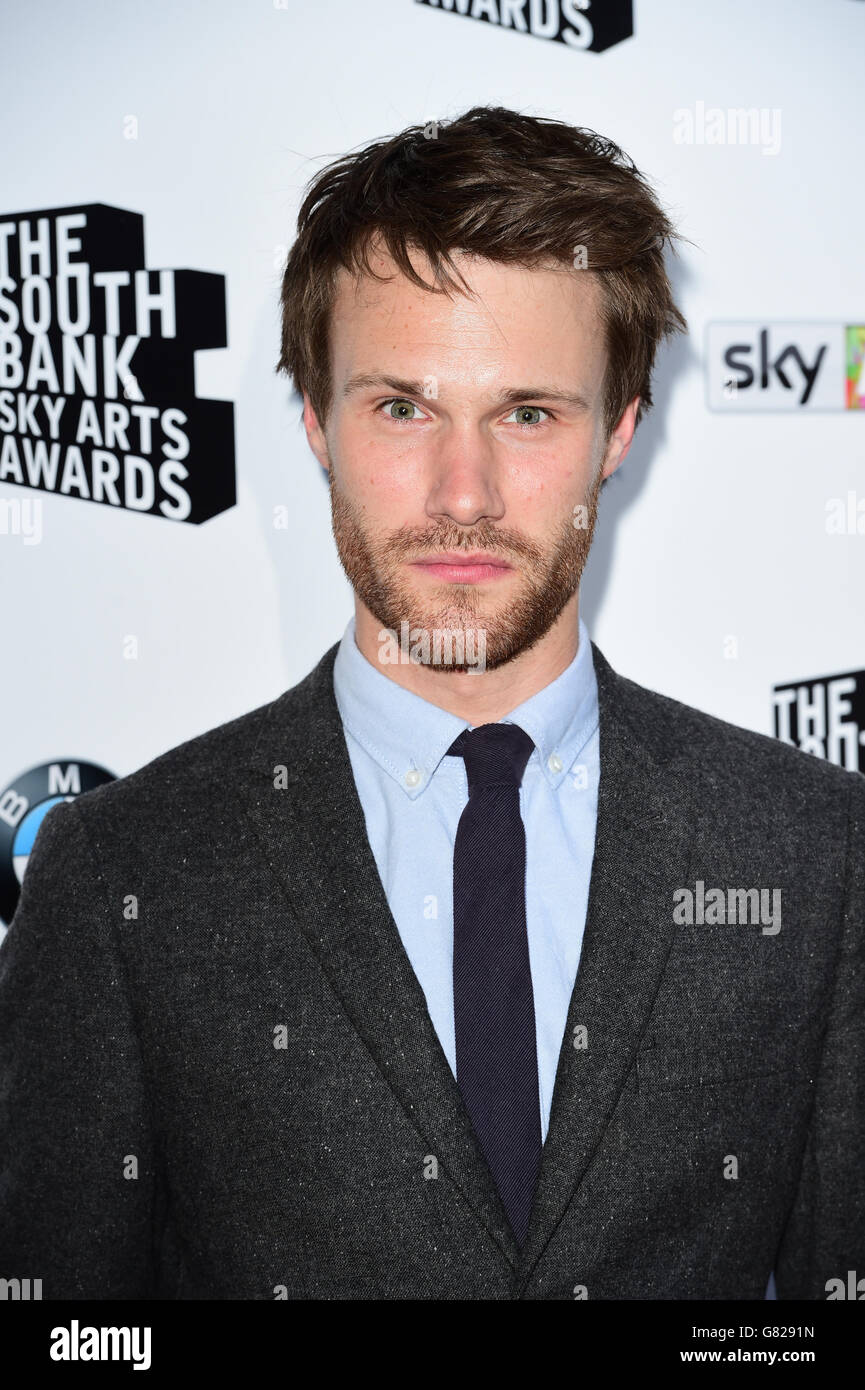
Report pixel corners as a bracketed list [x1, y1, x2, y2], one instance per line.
[277, 105, 688, 443]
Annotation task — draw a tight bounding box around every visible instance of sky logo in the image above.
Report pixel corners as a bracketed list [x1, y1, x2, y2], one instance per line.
[706, 323, 865, 410]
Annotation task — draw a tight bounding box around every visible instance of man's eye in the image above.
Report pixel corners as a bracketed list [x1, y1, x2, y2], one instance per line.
[504, 406, 551, 428]
[380, 398, 425, 422]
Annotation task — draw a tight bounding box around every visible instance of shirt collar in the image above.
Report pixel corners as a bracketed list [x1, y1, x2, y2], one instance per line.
[332, 613, 598, 800]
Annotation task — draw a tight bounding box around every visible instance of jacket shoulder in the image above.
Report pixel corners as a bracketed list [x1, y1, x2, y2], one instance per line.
[596, 647, 865, 799]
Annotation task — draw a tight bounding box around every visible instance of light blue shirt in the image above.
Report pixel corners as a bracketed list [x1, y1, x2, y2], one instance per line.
[332, 615, 600, 1144]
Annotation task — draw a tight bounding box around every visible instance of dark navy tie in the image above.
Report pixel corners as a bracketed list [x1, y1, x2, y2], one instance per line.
[447, 721, 541, 1248]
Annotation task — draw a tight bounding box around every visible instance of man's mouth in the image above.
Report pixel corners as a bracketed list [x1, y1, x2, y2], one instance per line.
[408, 552, 514, 584]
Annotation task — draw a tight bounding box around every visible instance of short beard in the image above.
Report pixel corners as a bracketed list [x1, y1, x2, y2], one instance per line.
[328, 466, 603, 672]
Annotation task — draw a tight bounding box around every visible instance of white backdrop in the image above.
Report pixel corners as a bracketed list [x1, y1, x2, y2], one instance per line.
[1, 0, 864, 938]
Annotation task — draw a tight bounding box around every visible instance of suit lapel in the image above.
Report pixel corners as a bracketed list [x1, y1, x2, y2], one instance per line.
[517, 643, 696, 1284]
[238, 643, 521, 1270]
[237, 635, 695, 1283]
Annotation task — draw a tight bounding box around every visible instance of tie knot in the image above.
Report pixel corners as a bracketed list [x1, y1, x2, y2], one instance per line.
[446, 722, 535, 791]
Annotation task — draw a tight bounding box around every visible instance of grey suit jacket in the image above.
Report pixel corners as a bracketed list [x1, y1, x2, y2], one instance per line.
[1, 640, 863, 1300]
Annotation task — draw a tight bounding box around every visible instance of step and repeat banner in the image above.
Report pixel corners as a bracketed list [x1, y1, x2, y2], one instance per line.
[1, 0, 863, 942]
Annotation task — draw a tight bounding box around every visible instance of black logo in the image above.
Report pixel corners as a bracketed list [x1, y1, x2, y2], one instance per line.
[414, 0, 633, 52]
[0, 203, 236, 523]
[772, 668, 865, 772]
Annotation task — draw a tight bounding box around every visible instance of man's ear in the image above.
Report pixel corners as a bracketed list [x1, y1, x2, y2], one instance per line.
[600, 395, 640, 482]
[302, 393, 331, 471]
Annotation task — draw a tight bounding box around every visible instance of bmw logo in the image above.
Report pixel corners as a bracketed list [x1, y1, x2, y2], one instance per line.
[0, 761, 116, 933]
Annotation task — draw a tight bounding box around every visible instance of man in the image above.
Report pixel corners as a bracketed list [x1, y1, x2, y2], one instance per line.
[1, 106, 863, 1301]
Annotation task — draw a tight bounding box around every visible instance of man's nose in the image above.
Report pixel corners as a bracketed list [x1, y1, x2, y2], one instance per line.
[424, 423, 505, 525]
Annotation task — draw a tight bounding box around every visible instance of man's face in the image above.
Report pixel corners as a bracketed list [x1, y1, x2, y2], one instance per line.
[304, 245, 637, 672]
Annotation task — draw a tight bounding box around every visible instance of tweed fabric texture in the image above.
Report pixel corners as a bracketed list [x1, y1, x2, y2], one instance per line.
[0, 641, 863, 1299]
